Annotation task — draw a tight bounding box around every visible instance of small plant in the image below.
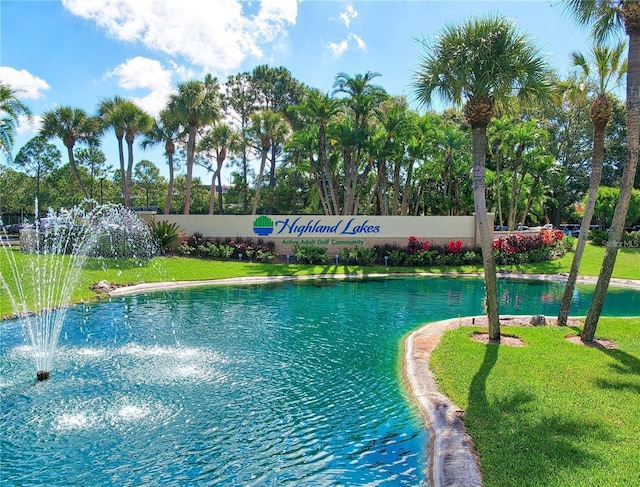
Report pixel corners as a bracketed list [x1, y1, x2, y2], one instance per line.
[339, 246, 377, 266]
[149, 220, 182, 254]
[293, 245, 329, 264]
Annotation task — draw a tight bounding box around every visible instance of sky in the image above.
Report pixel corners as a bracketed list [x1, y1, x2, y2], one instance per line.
[0, 0, 600, 185]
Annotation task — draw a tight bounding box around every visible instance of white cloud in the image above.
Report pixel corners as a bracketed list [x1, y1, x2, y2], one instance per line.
[327, 34, 367, 58]
[351, 34, 366, 50]
[338, 5, 358, 28]
[62, 0, 299, 74]
[328, 39, 349, 58]
[0, 67, 50, 100]
[16, 114, 40, 136]
[106, 56, 177, 117]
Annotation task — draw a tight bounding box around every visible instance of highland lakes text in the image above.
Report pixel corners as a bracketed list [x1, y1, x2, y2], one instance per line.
[274, 217, 381, 237]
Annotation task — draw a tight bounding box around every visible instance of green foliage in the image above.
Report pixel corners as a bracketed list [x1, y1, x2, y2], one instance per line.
[339, 246, 377, 266]
[589, 229, 609, 246]
[293, 244, 329, 264]
[176, 236, 275, 262]
[149, 220, 182, 254]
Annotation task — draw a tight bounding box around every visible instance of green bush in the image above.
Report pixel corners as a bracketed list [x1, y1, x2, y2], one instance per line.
[149, 220, 182, 254]
[589, 229, 609, 246]
[339, 246, 377, 266]
[386, 249, 406, 266]
[293, 245, 329, 265]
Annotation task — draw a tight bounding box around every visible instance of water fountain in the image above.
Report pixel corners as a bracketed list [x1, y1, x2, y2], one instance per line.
[0, 203, 156, 381]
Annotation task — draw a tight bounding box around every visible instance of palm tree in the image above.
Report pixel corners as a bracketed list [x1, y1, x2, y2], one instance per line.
[563, 0, 640, 342]
[0, 84, 32, 161]
[198, 123, 238, 215]
[557, 41, 627, 327]
[248, 110, 290, 215]
[295, 89, 342, 214]
[98, 96, 128, 205]
[167, 74, 221, 214]
[333, 72, 388, 215]
[99, 97, 153, 207]
[141, 109, 181, 215]
[40, 106, 99, 200]
[413, 14, 549, 341]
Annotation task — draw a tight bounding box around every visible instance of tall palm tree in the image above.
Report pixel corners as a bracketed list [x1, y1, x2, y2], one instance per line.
[0, 83, 32, 161]
[167, 74, 221, 214]
[98, 96, 128, 205]
[123, 104, 153, 207]
[333, 72, 388, 215]
[413, 14, 549, 341]
[99, 97, 153, 207]
[40, 106, 99, 200]
[248, 110, 290, 215]
[198, 123, 238, 215]
[557, 41, 627, 327]
[295, 89, 342, 214]
[141, 109, 182, 215]
[563, 0, 640, 341]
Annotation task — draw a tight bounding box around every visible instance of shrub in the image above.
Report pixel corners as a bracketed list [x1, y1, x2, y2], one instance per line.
[149, 220, 182, 254]
[339, 246, 377, 266]
[408, 236, 430, 254]
[293, 245, 329, 264]
[447, 240, 464, 253]
[589, 229, 609, 246]
[386, 249, 406, 266]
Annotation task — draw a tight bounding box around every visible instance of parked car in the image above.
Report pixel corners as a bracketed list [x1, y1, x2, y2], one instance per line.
[560, 224, 581, 237]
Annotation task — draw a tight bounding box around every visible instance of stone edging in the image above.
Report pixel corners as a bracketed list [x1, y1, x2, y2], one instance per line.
[404, 317, 483, 487]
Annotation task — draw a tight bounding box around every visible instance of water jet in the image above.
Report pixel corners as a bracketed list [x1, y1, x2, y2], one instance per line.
[1, 202, 156, 381]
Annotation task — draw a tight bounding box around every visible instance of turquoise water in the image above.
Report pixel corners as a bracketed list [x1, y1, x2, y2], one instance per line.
[1, 277, 639, 486]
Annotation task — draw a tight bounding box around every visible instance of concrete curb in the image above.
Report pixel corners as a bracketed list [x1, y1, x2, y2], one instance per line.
[404, 318, 483, 487]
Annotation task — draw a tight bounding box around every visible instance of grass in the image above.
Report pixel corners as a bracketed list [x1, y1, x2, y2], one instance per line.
[1, 243, 639, 318]
[430, 318, 640, 487]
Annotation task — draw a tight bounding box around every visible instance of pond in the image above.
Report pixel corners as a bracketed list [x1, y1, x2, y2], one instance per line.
[2, 276, 639, 486]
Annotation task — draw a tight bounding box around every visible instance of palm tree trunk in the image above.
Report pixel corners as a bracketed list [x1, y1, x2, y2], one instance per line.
[558, 120, 606, 326]
[217, 171, 224, 215]
[582, 33, 640, 342]
[472, 125, 500, 341]
[165, 153, 174, 215]
[125, 138, 135, 207]
[66, 145, 89, 200]
[184, 125, 197, 215]
[117, 135, 126, 207]
[252, 148, 268, 215]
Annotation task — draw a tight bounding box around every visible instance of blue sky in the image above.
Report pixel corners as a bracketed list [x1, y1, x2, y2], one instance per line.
[1, 0, 598, 183]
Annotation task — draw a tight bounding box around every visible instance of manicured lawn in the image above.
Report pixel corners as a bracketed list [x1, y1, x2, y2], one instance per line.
[1, 243, 639, 318]
[430, 318, 640, 487]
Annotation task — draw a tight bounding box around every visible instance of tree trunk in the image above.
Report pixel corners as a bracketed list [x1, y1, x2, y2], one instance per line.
[558, 119, 607, 326]
[66, 145, 89, 200]
[184, 125, 197, 215]
[164, 152, 174, 215]
[117, 134, 126, 207]
[252, 147, 269, 215]
[217, 171, 224, 215]
[472, 124, 500, 341]
[125, 136, 135, 207]
[582, 32, 640, 342]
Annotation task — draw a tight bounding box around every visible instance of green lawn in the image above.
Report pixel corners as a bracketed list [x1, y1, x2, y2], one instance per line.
[430, 318, 640, 487]
[1, 243, 639, 318]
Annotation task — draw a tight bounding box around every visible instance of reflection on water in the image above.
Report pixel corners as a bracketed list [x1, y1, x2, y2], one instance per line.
[1, 277, 638, 486]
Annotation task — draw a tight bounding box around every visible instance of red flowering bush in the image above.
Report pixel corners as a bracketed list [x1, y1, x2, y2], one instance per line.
[407, 236, 430, 254]
[447, 240, 464, 253]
